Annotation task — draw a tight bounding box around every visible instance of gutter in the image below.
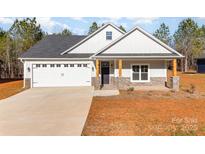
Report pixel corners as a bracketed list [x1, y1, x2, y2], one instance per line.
[92, 56, 184, 59]
[18, 58, 92, 61]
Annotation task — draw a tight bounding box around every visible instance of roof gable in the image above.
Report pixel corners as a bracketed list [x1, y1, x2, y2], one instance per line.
[93, 26, 183, 58]
[60, 23, 125, 55]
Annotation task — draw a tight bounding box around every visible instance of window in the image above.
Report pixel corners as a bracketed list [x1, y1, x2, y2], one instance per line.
[56, 64, 61, 67]
[70, 64, 74, 67]
[141, 65, 148, 80]
[132, 65, 140, 81]
[36, 64, 40, 67]
[64, 64, 69, 67]
[83, 64, 87, 67]
[106, 31, 112, 40]
[42, 64, 47, 67]
[50, 64, 55, 67]
[77, 64, 82, 67]
[131, 64, 149, 82]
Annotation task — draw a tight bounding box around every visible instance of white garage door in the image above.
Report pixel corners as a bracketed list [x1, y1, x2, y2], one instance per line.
[32, 63, 91, 87]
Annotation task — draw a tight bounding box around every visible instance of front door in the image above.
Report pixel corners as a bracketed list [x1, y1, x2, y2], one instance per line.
[101, 61, 110, 85]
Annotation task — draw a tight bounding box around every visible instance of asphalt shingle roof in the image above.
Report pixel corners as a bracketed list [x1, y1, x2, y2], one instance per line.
[20, 35, 91, 58]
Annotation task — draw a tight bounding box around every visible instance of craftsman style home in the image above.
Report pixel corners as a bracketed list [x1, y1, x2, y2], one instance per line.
[19, 23, 183, 89]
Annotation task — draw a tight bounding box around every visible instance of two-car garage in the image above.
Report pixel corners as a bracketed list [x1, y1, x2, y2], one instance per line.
[31, 62, 92, 87]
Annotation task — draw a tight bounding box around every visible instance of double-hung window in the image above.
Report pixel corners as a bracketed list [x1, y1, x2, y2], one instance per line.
[131, 64, 149, 82]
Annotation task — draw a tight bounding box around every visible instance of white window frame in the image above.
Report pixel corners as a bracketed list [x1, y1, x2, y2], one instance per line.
[130, 64, 150, 82]
[106, 31, 112, 40]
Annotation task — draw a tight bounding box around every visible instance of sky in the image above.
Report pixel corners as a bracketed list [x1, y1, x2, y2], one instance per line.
[0, 17, 204, 35]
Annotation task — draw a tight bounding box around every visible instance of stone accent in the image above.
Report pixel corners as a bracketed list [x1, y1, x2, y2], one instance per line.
[92, 77, 101, 90]
[114, 77, 166, 90]
[170, 76, 180, 91]
[92, 76, 167, 90]
[25, 78, 31, 89]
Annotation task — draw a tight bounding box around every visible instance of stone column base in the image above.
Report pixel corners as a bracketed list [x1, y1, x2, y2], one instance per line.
[25, 78, 31, 89]
[92, 77, 101, 90]
[171, 76, 180, 91]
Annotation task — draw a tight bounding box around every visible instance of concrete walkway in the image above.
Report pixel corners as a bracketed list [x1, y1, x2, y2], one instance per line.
[93, 90, 119, 96]
[0, 87, 93, 136]
[134, 86, 170, 91]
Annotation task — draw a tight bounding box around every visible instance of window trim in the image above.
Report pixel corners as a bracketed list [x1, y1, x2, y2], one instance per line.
[130, 64, 150, 82]
[106, 31, 112, 40]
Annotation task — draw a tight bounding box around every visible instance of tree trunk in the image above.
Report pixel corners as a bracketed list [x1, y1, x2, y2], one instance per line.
[184, 56, 188, 72]
[6, 49, 11, 78]
[181, 59, 184, 72]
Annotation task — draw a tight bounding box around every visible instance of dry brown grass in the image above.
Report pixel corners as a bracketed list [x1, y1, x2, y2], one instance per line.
[82, 72, 205, 136]
[0, 80, 24, 100]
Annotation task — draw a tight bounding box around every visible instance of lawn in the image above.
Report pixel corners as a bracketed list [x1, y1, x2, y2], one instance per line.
[82, 72, 205, 136]
[0, 80, 24, 100]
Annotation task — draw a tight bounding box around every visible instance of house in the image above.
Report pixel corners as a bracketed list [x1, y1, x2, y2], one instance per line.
[196, 51, 205, 73]
[19, 23, 183, 89]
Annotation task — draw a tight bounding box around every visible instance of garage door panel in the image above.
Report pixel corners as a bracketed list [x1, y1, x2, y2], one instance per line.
[32, 63, 91, 87]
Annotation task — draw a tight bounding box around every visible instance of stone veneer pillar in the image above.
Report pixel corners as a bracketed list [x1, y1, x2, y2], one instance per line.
[24, 78, 31, 89]
[171, 76, 180, 91]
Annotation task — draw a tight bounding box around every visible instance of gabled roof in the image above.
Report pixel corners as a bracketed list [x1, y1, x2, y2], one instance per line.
[20, 35, 91, 59]
[92, 26, 184, 59]
[60, 23, 125, 55]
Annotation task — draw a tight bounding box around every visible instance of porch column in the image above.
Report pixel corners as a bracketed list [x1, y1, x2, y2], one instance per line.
[96, 59, 100, 79]
[173, 59, 177, 76]
[171, 59, 179, 91]
[118, 59, 122, 77]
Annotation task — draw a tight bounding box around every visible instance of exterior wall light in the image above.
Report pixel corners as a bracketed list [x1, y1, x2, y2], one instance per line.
[27, 67, 30, 72]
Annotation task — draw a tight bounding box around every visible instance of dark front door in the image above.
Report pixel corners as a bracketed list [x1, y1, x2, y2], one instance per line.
[101, 61, 110, 84]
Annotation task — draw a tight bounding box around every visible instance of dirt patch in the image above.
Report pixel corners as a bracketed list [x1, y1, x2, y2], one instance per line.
[83, 72, 205, 136]
[168, 70, 205, 93]
[82, 92, 205, 136]
[0, 80, 24, 100]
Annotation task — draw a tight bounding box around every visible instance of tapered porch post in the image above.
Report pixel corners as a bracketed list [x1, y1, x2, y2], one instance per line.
[96, 59, 100, 79]
[173, 59, 177, 76]
[118, 59, 122, 77]
[171, 59, 179, 91]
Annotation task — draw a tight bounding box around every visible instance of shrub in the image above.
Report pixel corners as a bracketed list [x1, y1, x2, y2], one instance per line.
[127, 87, 134, 92]
[189, 84, 196, 94]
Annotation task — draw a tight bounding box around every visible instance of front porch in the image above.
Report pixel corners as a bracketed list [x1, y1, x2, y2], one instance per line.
[92, 59, 179, 91]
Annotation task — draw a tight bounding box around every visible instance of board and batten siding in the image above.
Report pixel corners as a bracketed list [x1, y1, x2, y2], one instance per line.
[103, 29, 172, 54]
[69, 25, 123, 54]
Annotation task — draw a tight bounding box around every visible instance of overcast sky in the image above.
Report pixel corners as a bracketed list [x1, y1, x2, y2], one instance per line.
[0, 17, 204, 35]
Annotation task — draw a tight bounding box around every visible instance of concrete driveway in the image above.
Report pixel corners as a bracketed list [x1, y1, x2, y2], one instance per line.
[0, 87, 93, 136]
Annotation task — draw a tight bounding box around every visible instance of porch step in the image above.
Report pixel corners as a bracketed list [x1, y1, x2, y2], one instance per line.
[94, 90, 119, 96]
[100, 84, 117, 90]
